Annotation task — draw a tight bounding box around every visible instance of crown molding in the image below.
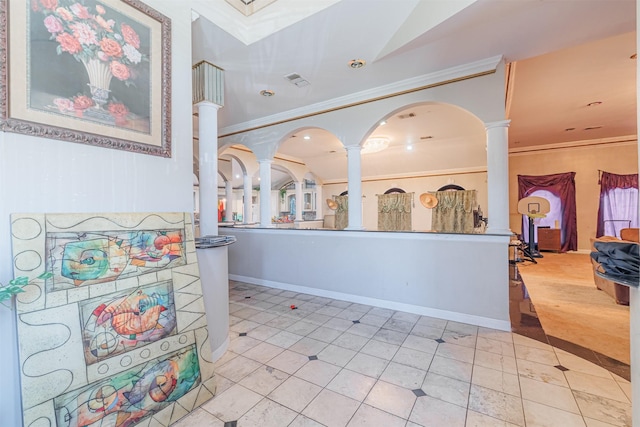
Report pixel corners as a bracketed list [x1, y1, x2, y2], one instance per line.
[508, 135, 637, 155]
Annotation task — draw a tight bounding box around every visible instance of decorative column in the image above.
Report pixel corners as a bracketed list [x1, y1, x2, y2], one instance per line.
[295, 181, 303, 222]
[346, 145, 363, 230]
[193, 61, 224, 236]
[243, 174, 252, 224]
[196, 102, 220, 236]
[225, 180, 233, 221]
[485, 120, 512, 235]
[258, 159, 273, 227]
[193, 61, 230, 364]
[315, 185, 323, 220]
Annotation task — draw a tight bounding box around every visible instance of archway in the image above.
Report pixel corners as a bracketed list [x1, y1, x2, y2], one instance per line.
[358, 102, 487, 231]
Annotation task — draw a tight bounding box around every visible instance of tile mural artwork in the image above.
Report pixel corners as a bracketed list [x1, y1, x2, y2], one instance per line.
[11, 212, 215, 427]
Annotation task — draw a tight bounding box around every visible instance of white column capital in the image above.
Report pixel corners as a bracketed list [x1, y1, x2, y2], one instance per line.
[196, 100, 222, 110]
[258, 158, 273, 165]
[485, 119, 511, 131]
[345, 145, 362, 153]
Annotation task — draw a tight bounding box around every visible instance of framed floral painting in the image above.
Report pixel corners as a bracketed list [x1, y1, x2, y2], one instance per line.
[0, 0, 171, 157]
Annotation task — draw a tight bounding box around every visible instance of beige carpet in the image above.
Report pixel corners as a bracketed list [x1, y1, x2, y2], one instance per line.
[517, 252, 630, 364]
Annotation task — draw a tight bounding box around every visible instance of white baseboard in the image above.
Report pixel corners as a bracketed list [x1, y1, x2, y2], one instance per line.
[210, 336, 229, 363]
[229, 274, 511, 332]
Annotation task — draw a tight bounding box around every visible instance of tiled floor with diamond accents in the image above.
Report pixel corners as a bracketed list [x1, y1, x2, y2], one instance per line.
[173, 281, 632, 427]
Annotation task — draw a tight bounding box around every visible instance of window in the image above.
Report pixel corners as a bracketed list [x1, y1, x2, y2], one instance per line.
[596, 172, 638, 238]
[600, 187, 638, 237]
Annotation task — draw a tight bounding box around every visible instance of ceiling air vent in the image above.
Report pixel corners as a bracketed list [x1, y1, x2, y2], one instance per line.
[284, 72, 310, 88]
[398, 112, 416, 119]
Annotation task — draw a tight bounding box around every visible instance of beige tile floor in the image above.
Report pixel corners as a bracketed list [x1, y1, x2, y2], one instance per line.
[174, 281, 632, 427]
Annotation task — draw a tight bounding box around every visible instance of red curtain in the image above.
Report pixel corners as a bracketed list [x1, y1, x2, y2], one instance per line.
[518, 172, 577, 252]
[596, 171, 639, 237]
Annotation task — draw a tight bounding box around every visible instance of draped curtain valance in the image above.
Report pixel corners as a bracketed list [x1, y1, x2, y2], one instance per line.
[599, 171, 638, 191]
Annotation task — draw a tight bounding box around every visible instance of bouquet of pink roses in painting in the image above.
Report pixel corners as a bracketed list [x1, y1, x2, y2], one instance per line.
[31, 0, 149, 126]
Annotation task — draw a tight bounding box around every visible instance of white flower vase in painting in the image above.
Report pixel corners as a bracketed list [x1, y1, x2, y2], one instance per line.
[82, 58, 113, 109]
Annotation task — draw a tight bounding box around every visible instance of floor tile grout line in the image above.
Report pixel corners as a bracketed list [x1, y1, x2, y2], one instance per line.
[228, 285, 452, 425]
[550, 340, 635, 409]
[226, 282, 630, 427]
[512, 346, 530, 426]
[514, 273, 630, 382]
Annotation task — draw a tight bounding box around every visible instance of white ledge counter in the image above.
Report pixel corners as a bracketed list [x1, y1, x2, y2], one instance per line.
[219, 228, 511, 330]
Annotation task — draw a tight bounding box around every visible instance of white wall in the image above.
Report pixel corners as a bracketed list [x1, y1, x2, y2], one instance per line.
[221, 228, 511, 330]
[0, 2, 194, 425]
[323, 170, 487, 231]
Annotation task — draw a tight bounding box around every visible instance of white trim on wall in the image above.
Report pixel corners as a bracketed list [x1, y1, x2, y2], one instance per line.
[509, 135, 637, 155]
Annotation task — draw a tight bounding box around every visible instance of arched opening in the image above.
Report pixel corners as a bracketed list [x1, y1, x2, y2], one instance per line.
[356, 102, 487, 231]
[218, 146, 256, 224]
[274, 127, 345, 226]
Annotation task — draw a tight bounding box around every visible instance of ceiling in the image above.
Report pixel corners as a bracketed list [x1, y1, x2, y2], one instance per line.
[191, 0, 637, 189]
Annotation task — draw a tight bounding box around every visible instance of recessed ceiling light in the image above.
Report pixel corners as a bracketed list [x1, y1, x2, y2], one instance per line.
[260, 89, 275, 97]
[379, 120, 387, 126]
[406, 145, 413, 151]
[348, 59, 366, 69]
[303, 135, 311, 140]
[587, 101, 602, 107]
[235, 174, 240, 178]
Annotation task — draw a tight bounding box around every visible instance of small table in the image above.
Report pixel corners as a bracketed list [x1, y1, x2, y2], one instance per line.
[538, 228, 561, 252]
